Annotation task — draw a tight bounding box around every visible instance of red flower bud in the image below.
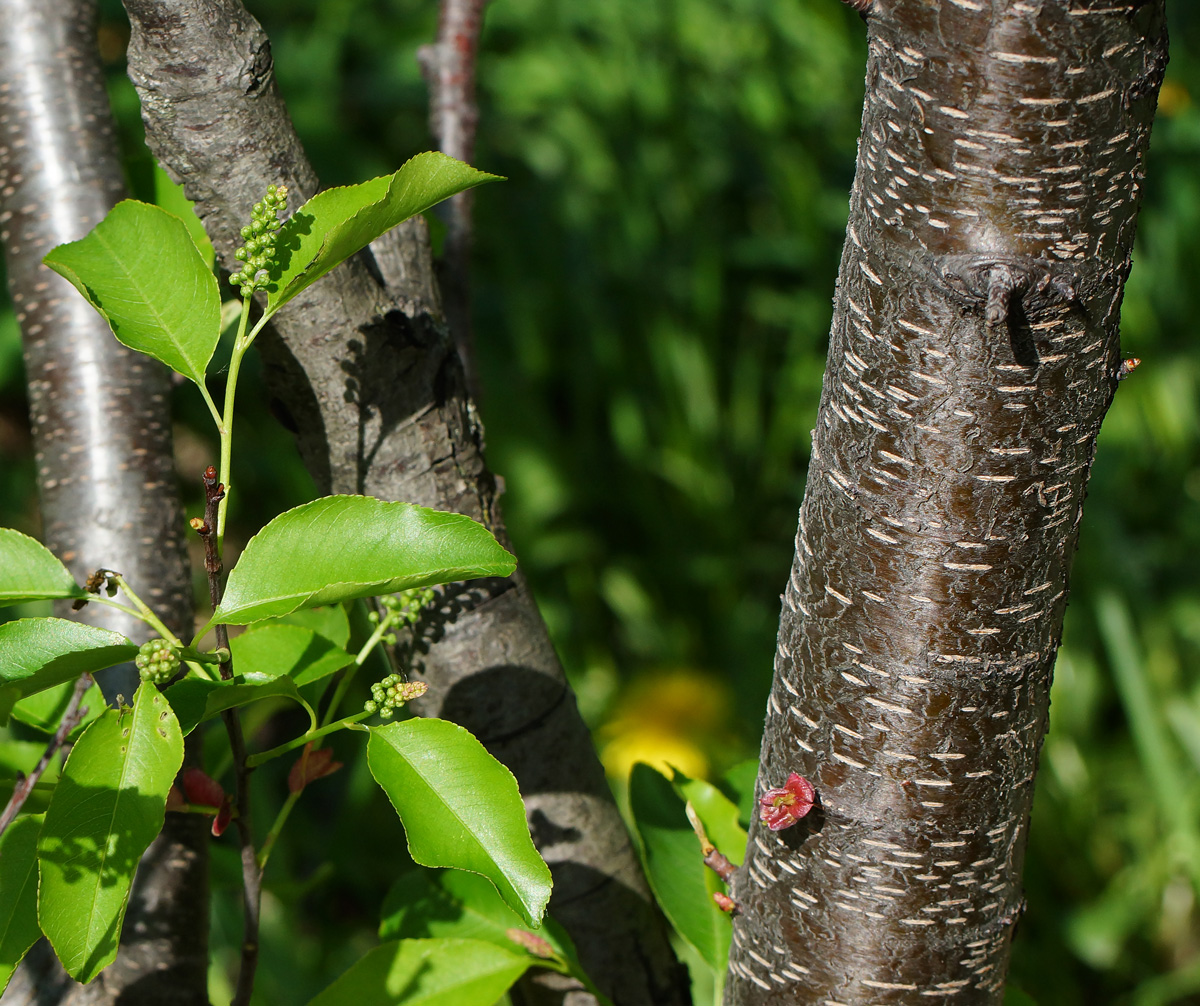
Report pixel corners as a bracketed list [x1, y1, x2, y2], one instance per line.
[288, 743, 344, 794]
[713, 891, 738, 914]
[759, 772, 815, 831]
[212, 795, 233, 837]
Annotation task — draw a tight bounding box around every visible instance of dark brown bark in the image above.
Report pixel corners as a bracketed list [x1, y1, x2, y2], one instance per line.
[0, 1, 208, 1003]
[120, 2, 687, 1003]
[726, 2, 1167, 1003]
[418, 0, 490, 399]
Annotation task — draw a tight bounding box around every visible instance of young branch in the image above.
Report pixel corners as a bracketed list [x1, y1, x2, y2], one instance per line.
[196, 465, 260, 1006]
[418, 0, 490, 399]
[0, 675, 92, 839]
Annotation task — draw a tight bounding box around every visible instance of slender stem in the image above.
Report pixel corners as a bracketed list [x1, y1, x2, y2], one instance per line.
[0, 675, 91, 840]
[216, 292, 254, 547]
[109, 575, 184, 647]
[79, 594, 148, 625]
[256, 790, 301, 870]
[198, 381, 225, 434]
[196, 466, 260, 1006]
[246, 712, 370, 769]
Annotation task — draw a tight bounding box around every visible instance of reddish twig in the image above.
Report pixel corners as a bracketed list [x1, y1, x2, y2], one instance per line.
[194, 466, 260, 1006]
[418, 0, 490, 400]
[0, 674, 92, 840]
[685, 802, 737, 883]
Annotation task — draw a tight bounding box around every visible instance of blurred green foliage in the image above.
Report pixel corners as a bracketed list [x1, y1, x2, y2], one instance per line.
[0, 1, 1197, 1003]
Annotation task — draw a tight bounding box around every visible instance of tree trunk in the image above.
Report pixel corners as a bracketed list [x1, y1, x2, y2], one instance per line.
[0, 1, 208, 1004]
[726, 2, 1167, 1002]
[119, 2, 687, 1003]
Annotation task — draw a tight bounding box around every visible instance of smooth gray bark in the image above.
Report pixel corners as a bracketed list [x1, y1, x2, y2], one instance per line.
[119, 2, 687, 1003]
[0, 1, 208, 1003]
[727, 2, 1167, 1002]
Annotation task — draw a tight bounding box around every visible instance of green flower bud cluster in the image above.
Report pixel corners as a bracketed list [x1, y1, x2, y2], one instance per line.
[364, 675, 428, 720]
[230, 184, 289, 293]
[367, 587, 436, 638]
[136, 638, 180, 685]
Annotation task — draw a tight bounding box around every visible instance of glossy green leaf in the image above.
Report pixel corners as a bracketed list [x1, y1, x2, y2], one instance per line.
[229, 624, 352, 686]
[0, 619, 137, 703]
[11, 679, 106, 735]
[152, 162, 214, 268]
[268, 153, 501, 313]
[0, 815, 43, 993]
[38, 684, 184, 982]
[307, 938, 528, 1006]
[368, 719, 552, 927]
[164, 673, 311, 737]
[42, 200, 221, 386]
[629, 763, 731, 973]
[674, 771, 748, 867]
[204, 496, 515, 633]
[0, 530, 82, 607]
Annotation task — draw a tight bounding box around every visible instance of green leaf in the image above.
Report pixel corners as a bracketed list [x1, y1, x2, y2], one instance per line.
[152, 162, 215, 268]
[269, 152, 501, 313]
[717, 758, 759, 831]
[367, 719, 552, 928]
[42, 200, 221, 386]
[0, 619, 137, 703]
[11, 679, 106, 735]
[674, 772, 748, 868]
[629, 763, 731, 973]
[307, 938, 528, 1006]
[37, 684, 184, 983]
[203, 496, 515, 633]
[0, 530, 82, 607]
[0, 815, 43, 993]
[1004, 987, 1039, 1006]
[164, 673, 311, 737]
[228, 624, 352, 686]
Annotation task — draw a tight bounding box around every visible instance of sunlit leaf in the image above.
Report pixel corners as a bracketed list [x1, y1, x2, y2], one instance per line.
[203, 496, 514, 633]
[306, 938, 528, 1006]
[0, 815, 42, 993]
[268, 153, 501, 313]
[368, 719, 552, 927]
[42, 200, 221, 385]
[0, 619, 137, 706]
[0, 530, 82, 607]
[38, 684, 183, 982]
